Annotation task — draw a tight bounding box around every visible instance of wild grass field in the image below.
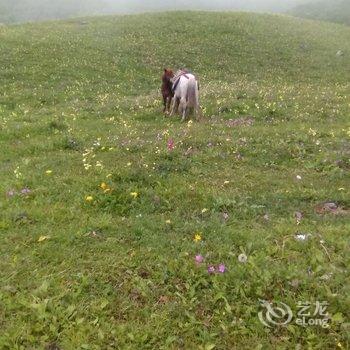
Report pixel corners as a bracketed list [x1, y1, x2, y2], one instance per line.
[0, 11, 349, 350]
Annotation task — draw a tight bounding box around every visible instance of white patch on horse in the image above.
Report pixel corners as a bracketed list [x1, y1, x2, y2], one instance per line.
[171, 71, 200, 121]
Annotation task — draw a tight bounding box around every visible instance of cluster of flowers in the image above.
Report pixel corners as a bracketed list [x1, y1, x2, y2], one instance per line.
[193, 233, 227, 274]
[197, 255, 227, 274]
[82, 143, 104, 171]
[193, 233, 248, 274]
[6, 188, 31, 197]
[85, 180, 138, 203]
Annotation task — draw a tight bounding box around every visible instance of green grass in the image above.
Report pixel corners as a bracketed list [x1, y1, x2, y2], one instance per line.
[0, 11, 349, 349]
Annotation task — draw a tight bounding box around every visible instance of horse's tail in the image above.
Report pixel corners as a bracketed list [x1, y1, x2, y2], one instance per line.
[186, 77, 198, 108]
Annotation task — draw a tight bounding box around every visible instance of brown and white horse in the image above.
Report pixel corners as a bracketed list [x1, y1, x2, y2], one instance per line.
[161, 68, 174, 114]
[170, 69, 200, 121]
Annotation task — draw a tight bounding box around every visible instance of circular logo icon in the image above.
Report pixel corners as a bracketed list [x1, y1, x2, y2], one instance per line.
[258, 300, 293, 327]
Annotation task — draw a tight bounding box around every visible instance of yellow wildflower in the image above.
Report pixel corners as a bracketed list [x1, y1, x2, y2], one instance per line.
[193, 233, 202, 242]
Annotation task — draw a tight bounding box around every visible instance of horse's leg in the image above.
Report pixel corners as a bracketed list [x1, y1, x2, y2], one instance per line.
[181, 98, 187, 122]
[175, 98, 180, 114]
[162, 95, 167, 113]
[182, 107, 188, 122]
[167, 96, 172, 113]
[170, 97, 176, 116]
[170, 97, 179, 116]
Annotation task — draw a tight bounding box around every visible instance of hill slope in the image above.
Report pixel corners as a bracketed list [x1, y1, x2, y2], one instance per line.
[289, 0, 350, 25]
[0, 12, 349, 349]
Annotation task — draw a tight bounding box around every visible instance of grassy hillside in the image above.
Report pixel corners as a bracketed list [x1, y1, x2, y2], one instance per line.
[290, 0, 350, 25]
[0, 12, 349, 349]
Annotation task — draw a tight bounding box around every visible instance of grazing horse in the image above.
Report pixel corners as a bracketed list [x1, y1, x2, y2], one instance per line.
[161, 68, 174, 114]
[171, 69, 200, 121]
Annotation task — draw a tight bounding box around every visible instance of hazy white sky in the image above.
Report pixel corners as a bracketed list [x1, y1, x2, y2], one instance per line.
[0, 0, 319, 22]
[102, 0, 314, 12]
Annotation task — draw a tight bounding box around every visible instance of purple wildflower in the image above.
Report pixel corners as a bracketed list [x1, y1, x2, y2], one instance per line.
[6, 190, 16, 197]
[20, 188, 31, 195]
[217, 264, 226, 274]
[207, 265, 216, 274]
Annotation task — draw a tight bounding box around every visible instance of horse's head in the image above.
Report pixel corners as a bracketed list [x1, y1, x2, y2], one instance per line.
[163, 68, 174, 82]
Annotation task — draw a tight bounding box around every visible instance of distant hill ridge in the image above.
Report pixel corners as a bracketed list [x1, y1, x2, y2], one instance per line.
[289, 0, 350, 25]
[0, 0, 314, 24]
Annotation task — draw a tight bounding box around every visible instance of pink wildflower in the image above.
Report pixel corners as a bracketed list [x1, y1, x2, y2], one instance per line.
[217, 264, 226, 273]
[167, 139, 175, 151]
[195, 255, 204, 264]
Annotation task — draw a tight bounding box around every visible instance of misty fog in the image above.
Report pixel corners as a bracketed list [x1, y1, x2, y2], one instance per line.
[0, 0, 319, 23]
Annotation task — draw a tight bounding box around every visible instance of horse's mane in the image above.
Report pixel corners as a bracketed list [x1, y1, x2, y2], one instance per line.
[174, 69, 189, 78]
[172, 69, 191, 84]
[174, 70, 183, 77]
